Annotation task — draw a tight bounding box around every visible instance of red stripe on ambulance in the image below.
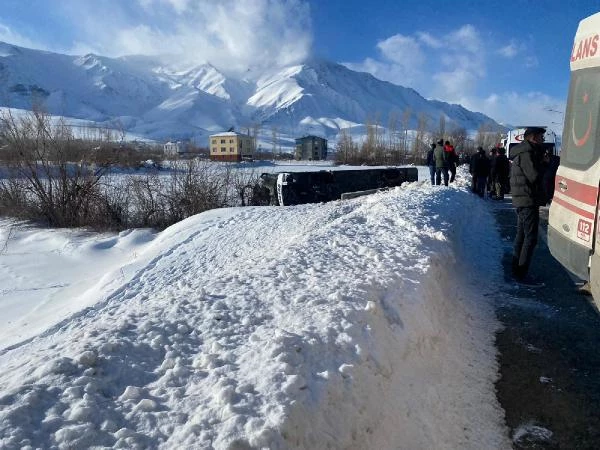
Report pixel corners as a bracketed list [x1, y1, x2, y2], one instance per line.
[555, 176, 599, 206]
[553, 196, 596, 220]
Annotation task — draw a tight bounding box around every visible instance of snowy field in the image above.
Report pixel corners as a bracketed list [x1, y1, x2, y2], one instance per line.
[0, 166, 512, 449]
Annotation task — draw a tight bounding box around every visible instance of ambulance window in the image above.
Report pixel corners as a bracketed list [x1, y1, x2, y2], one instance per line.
[560, 68, 600, 169]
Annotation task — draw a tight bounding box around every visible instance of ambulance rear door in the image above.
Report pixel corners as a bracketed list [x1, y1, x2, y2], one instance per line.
[548, 15, 600, 282]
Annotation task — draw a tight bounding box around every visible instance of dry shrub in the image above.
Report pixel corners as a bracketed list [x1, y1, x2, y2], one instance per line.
[0, 109, 264, 231]
[0, 109, 109, 227]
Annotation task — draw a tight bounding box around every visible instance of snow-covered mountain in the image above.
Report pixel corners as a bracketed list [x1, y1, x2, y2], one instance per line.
[0, 41, 504, 144]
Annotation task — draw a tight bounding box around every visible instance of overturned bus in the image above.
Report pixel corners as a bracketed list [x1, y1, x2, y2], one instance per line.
[255, 167, 419, 206]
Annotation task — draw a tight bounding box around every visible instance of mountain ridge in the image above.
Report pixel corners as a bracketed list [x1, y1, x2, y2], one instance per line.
[0, 41, 505, 144]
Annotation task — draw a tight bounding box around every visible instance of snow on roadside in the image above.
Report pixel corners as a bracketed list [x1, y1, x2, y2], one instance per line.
[0, 174, 511, 449]
[0, 224, 157, 349]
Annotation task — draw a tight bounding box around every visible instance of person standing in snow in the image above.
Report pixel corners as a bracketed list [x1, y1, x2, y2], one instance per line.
[468, 152, 477, 192]
[509, 127, 547, 283]
[493, 147, 510, 200]
[444, 140, 458, 183]
[426, 143, 436, 185]
[434, 139, 449, 186]
[471, 147, 490, 197]
[487, 147, 498, 197]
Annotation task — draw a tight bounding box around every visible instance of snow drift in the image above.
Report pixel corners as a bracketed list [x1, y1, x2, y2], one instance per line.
[0, 173, 510, 449]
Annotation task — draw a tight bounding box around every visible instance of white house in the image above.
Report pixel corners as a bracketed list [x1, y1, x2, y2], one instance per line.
[163, 141, 190, 156]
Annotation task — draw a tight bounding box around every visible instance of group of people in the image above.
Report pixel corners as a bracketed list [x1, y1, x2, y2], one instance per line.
[426, 139, 459, 186]
[474, 128, 559, 285]
[469, 145, 510, 199]
[425, 128, 559, 286]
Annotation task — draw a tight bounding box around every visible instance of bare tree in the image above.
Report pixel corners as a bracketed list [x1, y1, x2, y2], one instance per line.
[252, 122, 261, 154]
[401, 108, 412, 161]
[438, 114, 446, 142]
[411, 113, 429, 163]
[475, 122, 502, 149]
[271, 126, 279, 159]
[448, 126, 468, 151]
[0, 108, 274, 230]
[0, 108, 109, 227]
[228, 168, 261, 206]
[335, 128, 358, 165]
[111, 118, 127, 146]
[387, 110, 401, 164]
[361, 119, 375, 162]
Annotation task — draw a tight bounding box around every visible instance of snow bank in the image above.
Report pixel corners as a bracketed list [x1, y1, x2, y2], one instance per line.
[0, 173, 510, 449]
[0, 225, 157, 349]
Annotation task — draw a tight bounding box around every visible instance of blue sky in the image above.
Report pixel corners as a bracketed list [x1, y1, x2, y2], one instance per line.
[1, 0, 599, 131]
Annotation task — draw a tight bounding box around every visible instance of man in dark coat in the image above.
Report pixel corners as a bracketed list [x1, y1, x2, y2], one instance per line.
[510, 127, 547, 283]
[426, 143, 436, 185]
[468, 152, 477, 192]
[434, 139, 449, 186]
[493, 147, 510, 199]
[486, 147, 498, 197]
[471, 147, 490, 197]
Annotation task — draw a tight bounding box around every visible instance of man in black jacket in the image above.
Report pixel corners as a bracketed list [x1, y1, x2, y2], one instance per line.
[471, 147, 490, 197]
[510, 127, 547, 283]
[493, 147, 510, 199]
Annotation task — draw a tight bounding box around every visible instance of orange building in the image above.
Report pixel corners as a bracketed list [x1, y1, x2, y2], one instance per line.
[209, 132, 255, 162]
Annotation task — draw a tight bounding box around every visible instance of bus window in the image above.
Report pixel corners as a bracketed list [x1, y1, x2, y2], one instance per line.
[560, 67, 600, 169]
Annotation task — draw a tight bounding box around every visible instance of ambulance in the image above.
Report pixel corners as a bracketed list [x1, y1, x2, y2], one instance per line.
[548, 12, 600, 307]
[501, 127, 558, 159]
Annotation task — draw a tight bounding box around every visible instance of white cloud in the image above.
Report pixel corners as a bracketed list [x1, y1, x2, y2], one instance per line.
[498, 42, 520, 58]
[465, 91, 566, 135]
[377, 34, 424, 65]
[348, 24, 486, 104]
[433, 69, 480, 100]
[416, 32, 442, 49]
[497, 39, 542, 67]
[345, 24, 565, 132]
[48, 0, 313, 74]
[447, 25, 482, 54]
[525, 56, 539, 68]
[0, 23, 49, 52]
[136, 0, 154, 10]
[344, 33, 426, 88]
[155, 0, 193, 14]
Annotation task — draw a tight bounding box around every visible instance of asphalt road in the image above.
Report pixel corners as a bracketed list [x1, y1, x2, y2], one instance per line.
[491, 197, 600, 449]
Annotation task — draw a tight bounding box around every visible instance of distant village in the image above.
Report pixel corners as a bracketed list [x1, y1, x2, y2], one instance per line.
[163, 132, 328, 162]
